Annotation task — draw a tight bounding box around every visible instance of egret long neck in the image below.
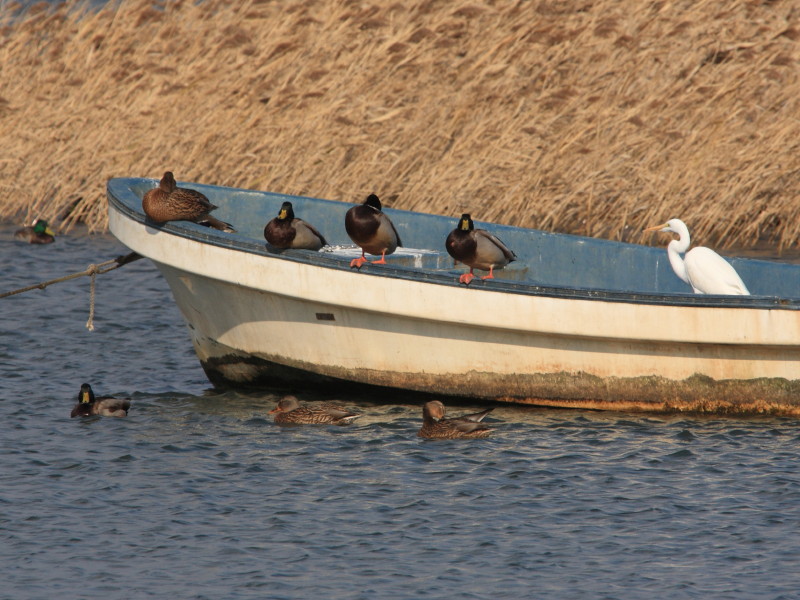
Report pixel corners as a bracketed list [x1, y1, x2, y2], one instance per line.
[667, 240, 691, 285]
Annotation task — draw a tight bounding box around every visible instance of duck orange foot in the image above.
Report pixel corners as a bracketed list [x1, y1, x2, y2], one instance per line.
[350, 256, 368, 269]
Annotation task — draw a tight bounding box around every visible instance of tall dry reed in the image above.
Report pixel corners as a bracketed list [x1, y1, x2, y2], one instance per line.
[1, 0, 799, 250]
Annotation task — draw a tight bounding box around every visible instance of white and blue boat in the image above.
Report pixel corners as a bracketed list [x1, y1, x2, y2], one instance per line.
[107, 176, 800, 414]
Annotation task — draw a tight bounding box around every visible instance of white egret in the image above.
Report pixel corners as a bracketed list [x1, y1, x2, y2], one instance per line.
[644, 218, 750, 295]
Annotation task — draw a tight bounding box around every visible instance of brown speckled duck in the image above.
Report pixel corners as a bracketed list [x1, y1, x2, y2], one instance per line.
[345, 193, 402, 269]
[445, 213, 516, 285]
[417, 400, 493, 439]
[269, 396, 362, 425]
[142, 171, 235, 232]
[15, 218, 55, 244]
[436, 401, 494, 424]
[264, 201, 327, 250]
[70, 383, 131, 418]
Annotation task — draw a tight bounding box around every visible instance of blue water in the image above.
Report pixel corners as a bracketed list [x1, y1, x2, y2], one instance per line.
[2, 225, 800, 600]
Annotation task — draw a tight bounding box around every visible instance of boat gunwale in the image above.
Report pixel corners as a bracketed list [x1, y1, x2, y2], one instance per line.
[107, 177, 800, 312]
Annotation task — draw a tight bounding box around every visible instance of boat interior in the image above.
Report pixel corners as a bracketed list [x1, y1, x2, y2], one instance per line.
[109, 177, 800, 305]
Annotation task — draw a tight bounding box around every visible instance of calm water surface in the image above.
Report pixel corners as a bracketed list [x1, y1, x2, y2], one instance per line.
[1, 225, 800, 600]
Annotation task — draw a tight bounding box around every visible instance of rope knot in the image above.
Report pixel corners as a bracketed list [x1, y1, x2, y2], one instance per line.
[0, 252, 143, 332]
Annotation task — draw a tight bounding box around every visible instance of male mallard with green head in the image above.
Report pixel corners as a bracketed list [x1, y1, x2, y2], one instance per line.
[15, 218, 55, 244]
[417, 400, 493, 439]
[70, 383, 131, 418]
[142, 171, 236, 232]
[269, 395, 362, 425]
[264, 201, 327, 250]
[445, 213, 516, 285]
[344, 193, 402, 269]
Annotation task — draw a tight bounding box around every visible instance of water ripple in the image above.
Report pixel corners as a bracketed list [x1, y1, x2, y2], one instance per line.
[3, 226, 800, 598]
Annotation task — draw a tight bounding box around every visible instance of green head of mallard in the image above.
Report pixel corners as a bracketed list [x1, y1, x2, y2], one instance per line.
[364, 193, 382, 211]
[32, 219, 55, 237]
[458, 214, 474, 232]
[79, 383, 95, 404]
[277, 201, 295, 221]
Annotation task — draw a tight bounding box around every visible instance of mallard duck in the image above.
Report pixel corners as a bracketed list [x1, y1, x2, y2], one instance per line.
[433, 400, 494, 424]
[14, 218, 55, 244]
[445, 213, 516, 285]
[264, 201, 327, 250]
[70, 383, 131, 418]
[142, 171, 236, 232]
[344, 193, 402, 269]
[269, 395, 362, 425]
[644, 218, 749, 295]
[417, 400, 493, 439]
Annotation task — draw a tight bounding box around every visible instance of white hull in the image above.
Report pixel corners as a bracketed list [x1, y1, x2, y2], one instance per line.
[108, 195, 800, 415]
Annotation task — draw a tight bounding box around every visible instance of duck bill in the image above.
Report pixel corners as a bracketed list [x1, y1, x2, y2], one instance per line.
[45, 227, 56, 236]
[268, 407, 281, 414]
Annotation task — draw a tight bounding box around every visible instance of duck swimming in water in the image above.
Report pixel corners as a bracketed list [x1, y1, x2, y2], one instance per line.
[15, 218, 55, 244]
[264, 201, 327, 250]
[142, 171, 235, 232]
[70, 383, 131, 418]
[345, 193, 402, 269]
[269, 395, 362, 425]
[445, 213, 516, 285]
[434, 401, 494, 424]
[417, 400, 493, 439]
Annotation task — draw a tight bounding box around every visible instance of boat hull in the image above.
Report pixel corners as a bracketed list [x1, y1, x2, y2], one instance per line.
[107, 177, 800, 415]
[151, 260, 800, 415]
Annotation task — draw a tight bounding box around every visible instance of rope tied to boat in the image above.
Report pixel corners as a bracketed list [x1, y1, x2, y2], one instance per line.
[0, 252, 143, 330]
[86, 263, 98, 331]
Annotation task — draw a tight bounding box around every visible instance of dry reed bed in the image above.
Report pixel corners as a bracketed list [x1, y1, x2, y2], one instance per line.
[1, 0, 799, 249]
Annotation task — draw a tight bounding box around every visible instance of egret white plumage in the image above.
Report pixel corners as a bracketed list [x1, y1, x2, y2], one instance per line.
[644, 218, 750, 295]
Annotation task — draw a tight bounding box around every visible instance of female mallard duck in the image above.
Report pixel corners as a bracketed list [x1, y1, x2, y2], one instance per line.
[432, 400, 494, 424]
[344, 193, 402, 269]
[417, 400, 493, 439]
[70, 383, 131, 418]
[269, 395, 362, 425]
[142, 171, 235, 232]
[445, 213, 516, 285]
[264, 201, 327, 250]
[15, 218, 55, 244]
